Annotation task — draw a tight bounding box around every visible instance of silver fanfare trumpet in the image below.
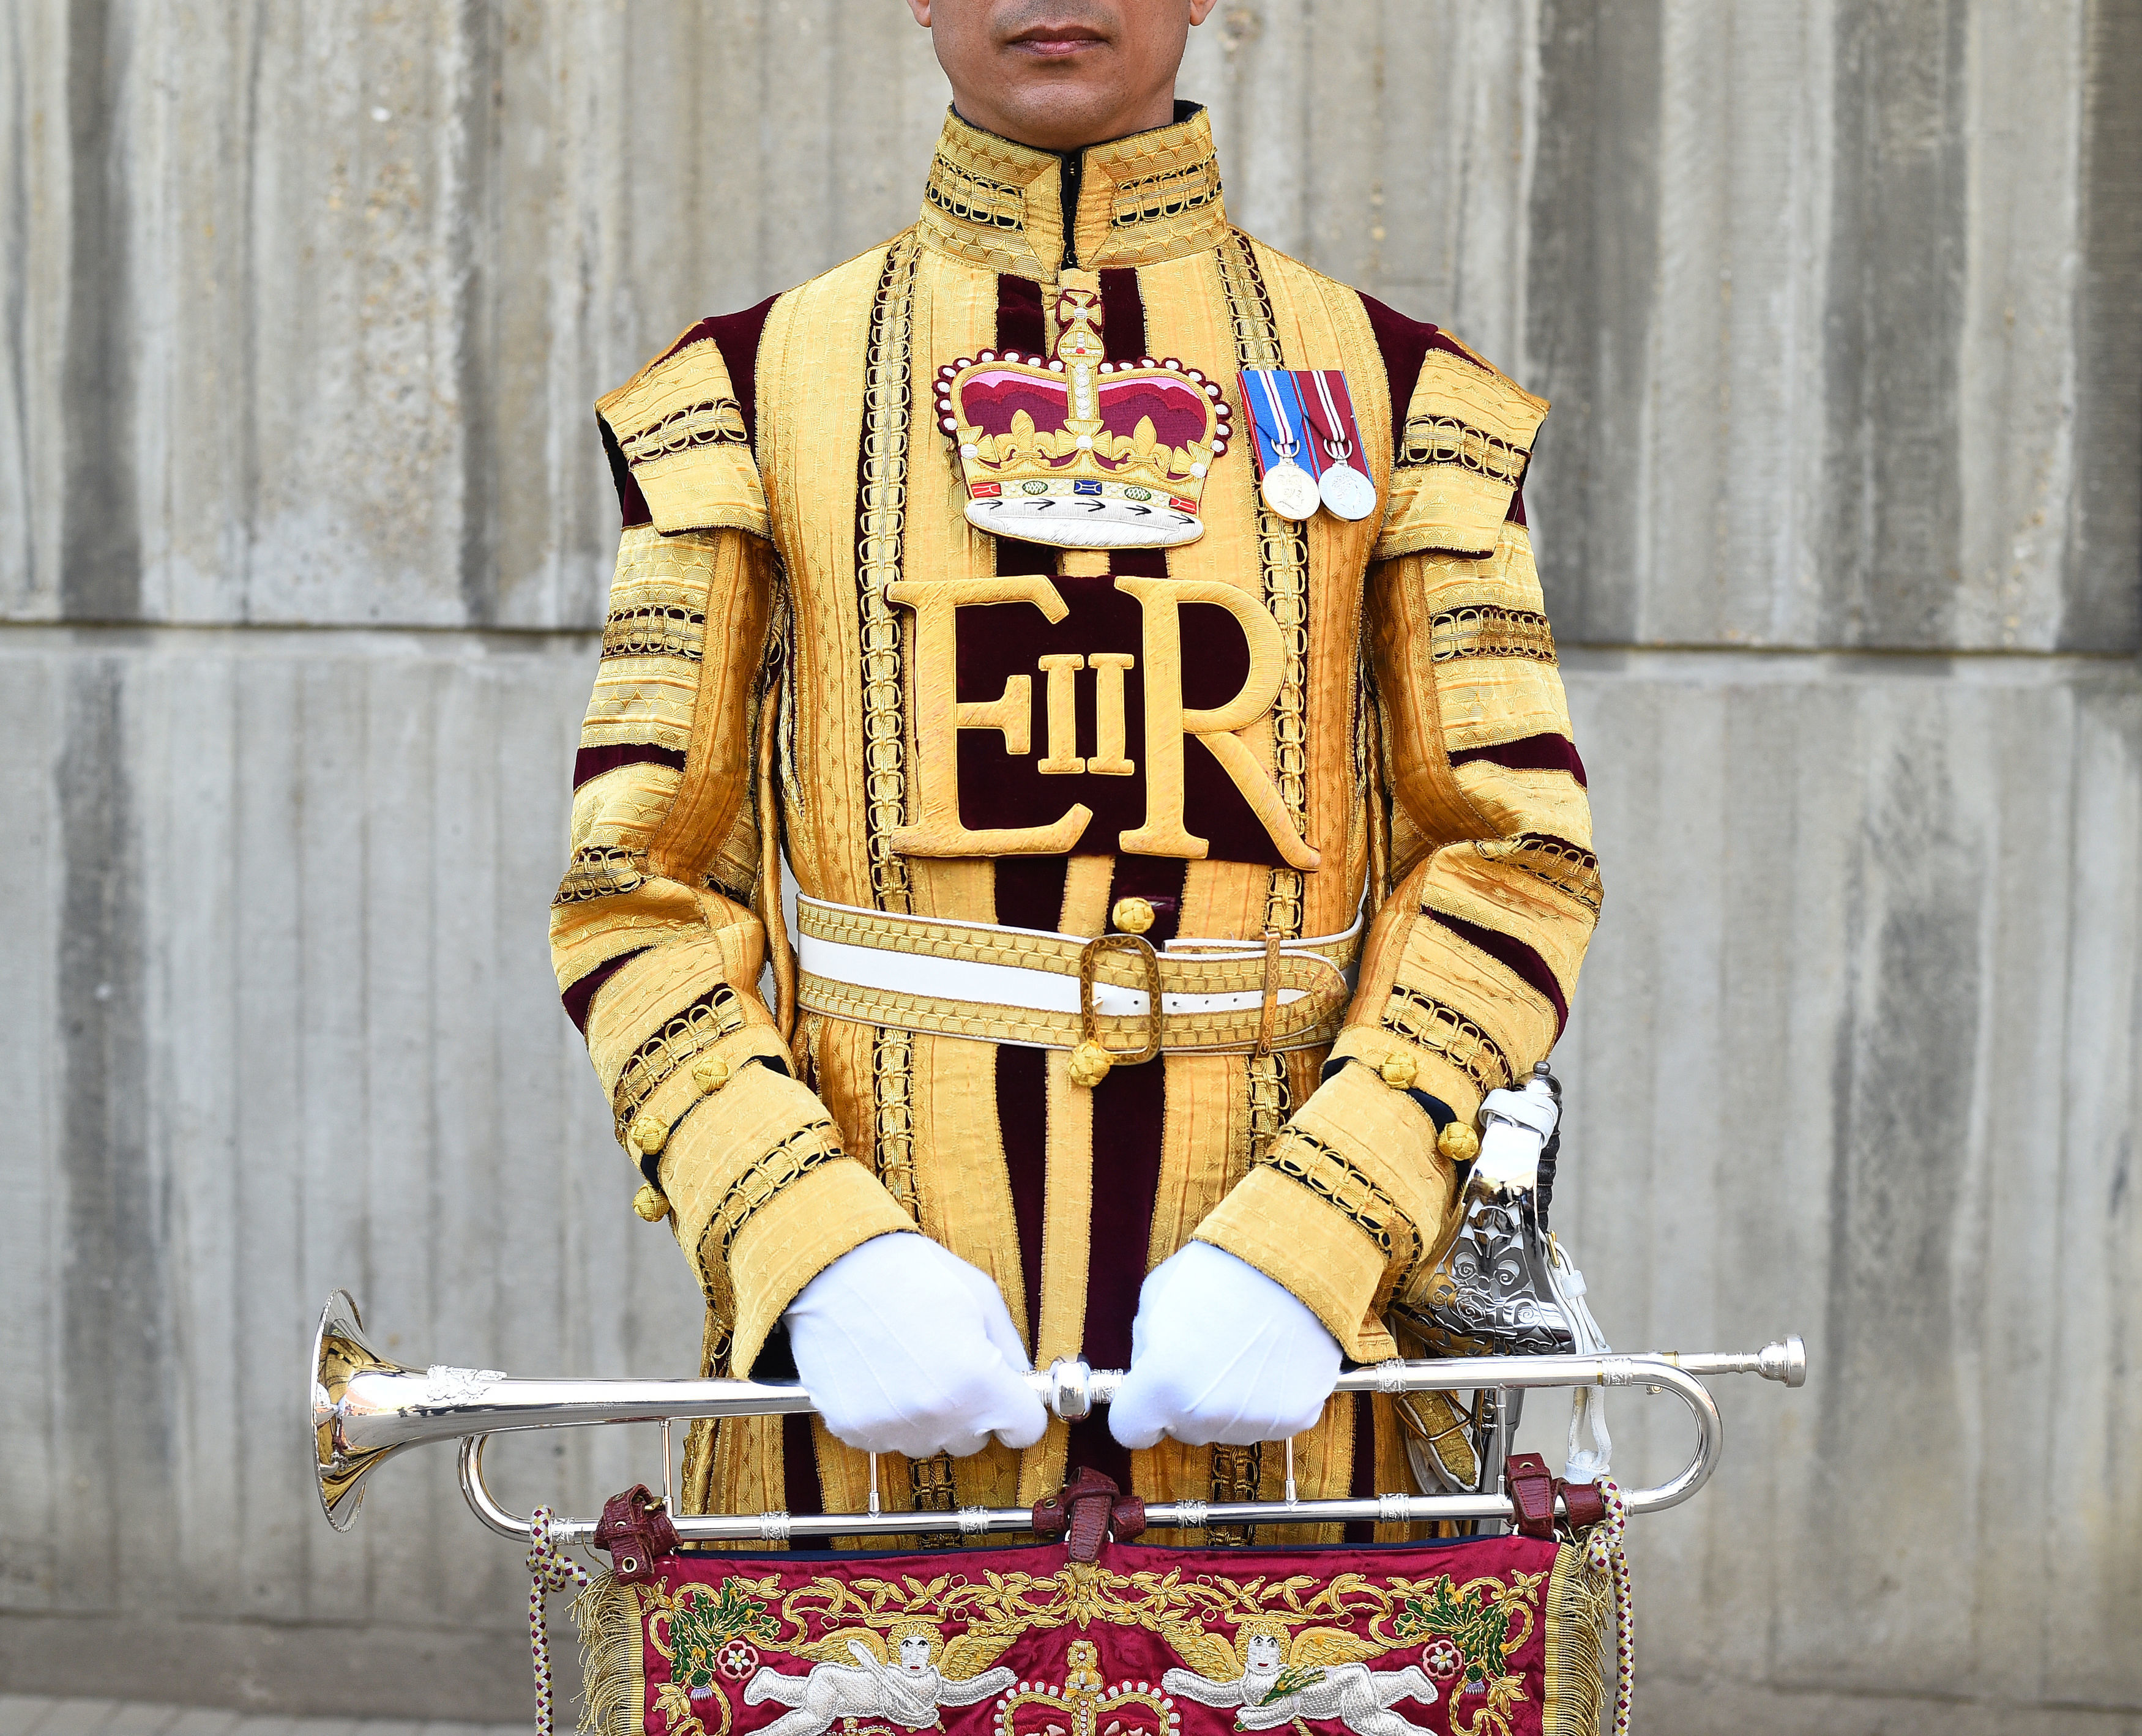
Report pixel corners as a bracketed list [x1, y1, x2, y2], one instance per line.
[313, 1289, 1806, 1546]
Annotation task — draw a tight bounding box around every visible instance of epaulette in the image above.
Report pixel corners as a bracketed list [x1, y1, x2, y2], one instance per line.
[1374, 342, 1548, 563]
[597, 322, 770, 539]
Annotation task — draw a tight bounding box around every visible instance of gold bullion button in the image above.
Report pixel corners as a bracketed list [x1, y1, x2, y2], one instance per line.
[632, 1183, 671, 1223]
[629, 1114, 668, 1157]
[1436, 1121, 1480, 1163]
[1379, 1051, 1419, 1088]
[1067, 1038, 1114, 1088]
[1110, 896, 1155, 935]
[691, 1056, 732, 1094]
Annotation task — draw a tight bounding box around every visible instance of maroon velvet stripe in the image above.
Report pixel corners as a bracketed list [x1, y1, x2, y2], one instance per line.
[1098, 267, 1147, 362]
[561, 947, 646, 1035]
[1343, 1389, 1377, 1545]
[573, 742, 687, 791]
[996, 274, 1048, 359]
[1506, 485, 1527, 527]
[1357, 294, 1436, 460]
[1357, 292, 1505, 462]
[1427, 911, 1569, 1032]
[704, 296, 778, 449]
[600, 415, 654, 529]
[994, 856, 1072, 932]
[995, 1044, 1050, 1342]
[782, 1411, 823, 1521]
[1447, 733, 1588, 789]
[1064, 1053, 1166, 1490]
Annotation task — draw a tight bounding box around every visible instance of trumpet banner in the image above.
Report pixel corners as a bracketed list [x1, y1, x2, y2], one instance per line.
[575, 1536, 1614, 1736]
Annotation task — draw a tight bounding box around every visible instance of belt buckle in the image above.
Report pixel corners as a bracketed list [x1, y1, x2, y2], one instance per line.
[1069, 933, 1163, 1087]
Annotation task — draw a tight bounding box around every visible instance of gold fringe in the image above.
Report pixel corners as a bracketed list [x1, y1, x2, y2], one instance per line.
[571, 1571, 644, 1736]
[1540, 1539, 1615, 1735]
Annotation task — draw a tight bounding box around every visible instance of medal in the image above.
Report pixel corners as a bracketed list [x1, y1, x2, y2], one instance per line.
[1305, 368, 1378, 521]
[1247, 368, 1319, 521]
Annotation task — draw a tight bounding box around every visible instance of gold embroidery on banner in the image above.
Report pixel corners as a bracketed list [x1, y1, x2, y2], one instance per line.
[611, 986, 748, 1138]
[1216, 232, 1310, 939]
[1429, 605, 1557, 666]
[603, 594, 709, 662]
[616, 395, 748, 465]
[627, 1554, 1551, 1707]
[1381, 986, 1515, 1094]
[1398, 412, 1530, 485]
[555, 844, 651, 904]
[1475, 833, 1603, 914]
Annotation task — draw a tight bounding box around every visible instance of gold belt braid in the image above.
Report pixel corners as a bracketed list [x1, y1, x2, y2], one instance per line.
[795, 900, 1357, 1056]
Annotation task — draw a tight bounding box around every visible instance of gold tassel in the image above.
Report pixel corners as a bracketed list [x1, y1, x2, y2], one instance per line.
[570, 1571, 643, 1736]
[1540, 1540, 1615, 1736]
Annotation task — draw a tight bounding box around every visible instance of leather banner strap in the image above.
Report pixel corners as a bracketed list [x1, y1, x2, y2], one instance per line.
[1506, 1451, 1607, 1538]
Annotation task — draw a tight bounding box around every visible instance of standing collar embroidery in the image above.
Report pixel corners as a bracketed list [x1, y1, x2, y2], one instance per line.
[917, 102, 1229, 280]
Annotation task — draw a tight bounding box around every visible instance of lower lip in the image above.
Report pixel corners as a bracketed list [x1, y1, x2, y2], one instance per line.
[1014, 36, 1102, 56]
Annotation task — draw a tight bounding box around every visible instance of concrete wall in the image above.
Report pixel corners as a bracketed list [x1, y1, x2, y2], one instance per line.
[2, 2, 2136, 1730]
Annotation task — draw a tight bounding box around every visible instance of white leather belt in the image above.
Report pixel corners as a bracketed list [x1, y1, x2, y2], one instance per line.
[793, 894, 1361, 1054]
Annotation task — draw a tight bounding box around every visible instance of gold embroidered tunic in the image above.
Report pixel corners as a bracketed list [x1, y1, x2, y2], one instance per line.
[553, 106, 1601, 1537]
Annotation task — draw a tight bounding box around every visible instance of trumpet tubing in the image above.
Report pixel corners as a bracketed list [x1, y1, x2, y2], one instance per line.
[312, 1290, 1805, 1536]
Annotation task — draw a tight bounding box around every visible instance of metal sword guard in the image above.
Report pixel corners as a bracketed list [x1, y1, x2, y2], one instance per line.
[1395, 1064, 1577, 1361]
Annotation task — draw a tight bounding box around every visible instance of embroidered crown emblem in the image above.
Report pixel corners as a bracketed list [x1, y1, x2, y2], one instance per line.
[935, 286, 1231, 550]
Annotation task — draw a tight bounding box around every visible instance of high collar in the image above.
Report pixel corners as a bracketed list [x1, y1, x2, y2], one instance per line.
[917, 102, 1228, 281]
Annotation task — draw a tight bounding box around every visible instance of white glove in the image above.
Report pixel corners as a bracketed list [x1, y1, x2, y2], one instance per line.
[1108, 1242, 1342, 1449]
[783, 1233, 1048, 1458]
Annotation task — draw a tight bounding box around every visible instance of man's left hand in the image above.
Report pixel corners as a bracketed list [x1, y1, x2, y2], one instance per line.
[1108, 1241, 1342, 1448]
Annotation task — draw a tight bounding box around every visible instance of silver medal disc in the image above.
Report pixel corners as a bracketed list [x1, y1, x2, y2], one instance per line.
[1260, 460, 1321, 521]
[1318, 461, 1378, 521]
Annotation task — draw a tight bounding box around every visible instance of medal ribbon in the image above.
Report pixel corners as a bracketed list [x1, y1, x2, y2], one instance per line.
[1243, 368, 1321, 481]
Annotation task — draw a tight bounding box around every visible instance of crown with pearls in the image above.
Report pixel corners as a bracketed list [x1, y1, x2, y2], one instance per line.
[933, 286, 1231, 549]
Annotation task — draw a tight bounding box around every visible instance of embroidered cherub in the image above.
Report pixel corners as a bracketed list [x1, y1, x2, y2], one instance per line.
[744, 1619, 1015, 1736]
[1161, 1616, 1439, 1736]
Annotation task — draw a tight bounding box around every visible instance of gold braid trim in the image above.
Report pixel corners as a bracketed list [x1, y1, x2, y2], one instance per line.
[856, 238, 922, 1209]
[602, 593, 708, 663]
[869, 1026, 920, 1215]
[1110, 160, 1222, 229]
[1216, 231, 1309, 942]
[1381, 986, 1515, 1094]
[1397, 411, 1530, 485]
[1253, 1127, 1420, 1273]
[857, 237, 918, 917]
[695, 1120, 854, 1278]
[1429, 603, 1556, 665]
[925, 152, 1026, 234]
[610, 985, 749, 1138]
[555, 845, 651, 905]
[616, 393, 748, 464]
[1206, 1441, 1266, 1546]
[1475, 833, 1603, 914]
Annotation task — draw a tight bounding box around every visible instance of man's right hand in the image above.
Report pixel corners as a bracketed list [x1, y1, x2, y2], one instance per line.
[782, 1232, 1049, 1458]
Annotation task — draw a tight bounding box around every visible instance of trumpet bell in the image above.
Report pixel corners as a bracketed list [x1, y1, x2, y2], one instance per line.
[313, 1289, 411, 1531]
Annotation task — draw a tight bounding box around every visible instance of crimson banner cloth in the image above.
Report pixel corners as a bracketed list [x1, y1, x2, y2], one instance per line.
[576, 1537, 1615, 1736]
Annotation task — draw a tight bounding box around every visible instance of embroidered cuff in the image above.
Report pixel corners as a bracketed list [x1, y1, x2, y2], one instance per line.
[1195, 1063, 1458, 1362]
